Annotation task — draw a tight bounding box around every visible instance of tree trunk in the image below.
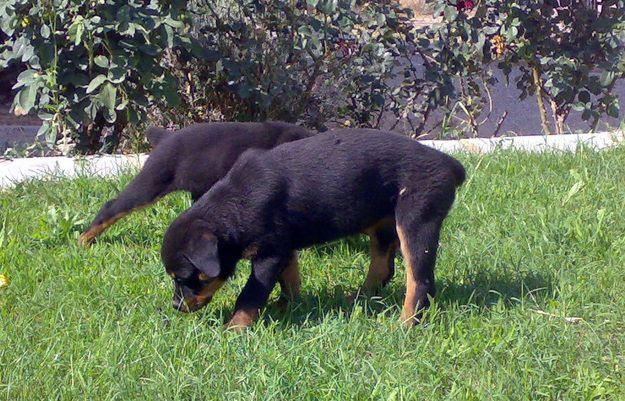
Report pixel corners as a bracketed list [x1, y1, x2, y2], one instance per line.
[532, 66, 553, 135]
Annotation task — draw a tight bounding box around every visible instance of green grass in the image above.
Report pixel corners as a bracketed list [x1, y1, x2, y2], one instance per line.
[1, 147, 625, 400]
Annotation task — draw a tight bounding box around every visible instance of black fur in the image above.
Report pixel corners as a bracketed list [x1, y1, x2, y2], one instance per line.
[161, 128, 466, 326]
[80, 121, 313, 244]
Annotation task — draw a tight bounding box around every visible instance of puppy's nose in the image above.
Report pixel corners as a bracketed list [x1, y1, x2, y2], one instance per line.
[172, 299, 188, 312]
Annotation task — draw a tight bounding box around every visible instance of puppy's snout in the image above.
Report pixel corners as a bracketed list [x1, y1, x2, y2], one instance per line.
[172, 290, 190, 312]
[172, 298, 188, 312]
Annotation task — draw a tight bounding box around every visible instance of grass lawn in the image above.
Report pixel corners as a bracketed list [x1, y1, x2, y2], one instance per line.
[1, 147, 624, 400]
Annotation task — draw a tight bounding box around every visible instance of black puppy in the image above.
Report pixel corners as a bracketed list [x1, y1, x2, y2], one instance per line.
[161, 129, 465, 330]
[79, 121, 312, 245]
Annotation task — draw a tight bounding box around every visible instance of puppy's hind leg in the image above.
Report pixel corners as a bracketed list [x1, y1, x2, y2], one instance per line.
[276, 252, 301, 309]
[353, 220, 397, 300]
[79, 164, 175, 246]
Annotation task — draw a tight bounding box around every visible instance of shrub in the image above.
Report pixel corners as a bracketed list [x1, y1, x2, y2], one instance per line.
[152, 0, 416, 131]
[1, 0, 624, 153]
[0, 0, 190, 153]
[420, 0, 625, 136]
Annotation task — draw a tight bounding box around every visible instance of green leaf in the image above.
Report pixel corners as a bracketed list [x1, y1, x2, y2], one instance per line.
[36, 123, 50, 140]
[40, 24, 50, 38]
[164, 24, 174, 48]
[307, 0, 319, 6]
[21, 45, 34, 62]
[15, 85, 37, 115]
[75, 22, 84, 45]
[38, 111, 54, 121]
[94, 55, 109, 68]
[13, 69, 37, 89]
[606, 100, 619, 118]
[86, 75, 108, 94]
[98, 82, 117, 113]
[599, 71, 616, 87]
[318, 0, 337, 14]
[298, 26, 313, 38]
[108, 67, 126, 84]
[164, 17, 184, 29]
[443, 6, 458, 21]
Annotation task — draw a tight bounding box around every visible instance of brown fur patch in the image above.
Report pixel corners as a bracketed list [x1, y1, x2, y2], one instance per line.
[198, 272, 209, 281]
[361, 238, 397, 292]
[397, 224, 417, 327]
[359, 217, 397, 293]
[226, 308, 259, 331]
[78, 211, 131, 246]
[79, 197, 162, 246]
[183, 279, 225, 311]
[362, 217, 396, 236]
[195, 279, 225, 304]
[278, 252, 301, 302]
[242, 244, 259, 260]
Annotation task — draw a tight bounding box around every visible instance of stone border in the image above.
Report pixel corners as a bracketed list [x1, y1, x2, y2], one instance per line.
[1, 131, 623, 189]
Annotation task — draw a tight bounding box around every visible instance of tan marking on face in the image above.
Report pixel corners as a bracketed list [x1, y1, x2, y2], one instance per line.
[182, 279, 225, 310]
[195, 279, 225, 303]
[198, 272, 210, 281]
[226, 308, 260, 331]
[397, 224, 417, 327]
[279, 252, 301, 302]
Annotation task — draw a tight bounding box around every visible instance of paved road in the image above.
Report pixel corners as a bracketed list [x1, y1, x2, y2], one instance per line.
[380, 60, 624, 137]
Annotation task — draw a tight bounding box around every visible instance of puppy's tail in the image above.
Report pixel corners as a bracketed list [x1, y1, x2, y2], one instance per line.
[449, 156, 466, 188]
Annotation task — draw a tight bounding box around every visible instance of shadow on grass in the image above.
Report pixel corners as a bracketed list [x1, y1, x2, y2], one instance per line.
[260, 268, 554, 328]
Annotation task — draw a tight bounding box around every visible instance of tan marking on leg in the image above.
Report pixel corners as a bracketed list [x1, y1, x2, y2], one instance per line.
[78, 211, 131, 246]
[397, 224, 418, 327]
[352, 217, 396, 299]
[278, 252, 301, 303]
[361, 237, 397, 292]
[226, 308, 260, 332]
[362, 217, 396, 237]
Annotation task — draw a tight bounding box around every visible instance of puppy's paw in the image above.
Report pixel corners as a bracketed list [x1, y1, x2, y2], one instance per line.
[225, 308, 259, 332]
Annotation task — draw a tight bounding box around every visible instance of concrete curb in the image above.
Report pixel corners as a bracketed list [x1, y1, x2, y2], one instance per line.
[0, 153, 148, 189]
[1, 131, 623, 189]
[420, 131, 625, 154]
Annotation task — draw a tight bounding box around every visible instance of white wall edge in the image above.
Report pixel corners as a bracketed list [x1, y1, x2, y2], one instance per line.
[1, 131, 623, 189]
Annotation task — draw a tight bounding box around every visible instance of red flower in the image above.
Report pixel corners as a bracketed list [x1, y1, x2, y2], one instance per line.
[456, 0, 475, 11]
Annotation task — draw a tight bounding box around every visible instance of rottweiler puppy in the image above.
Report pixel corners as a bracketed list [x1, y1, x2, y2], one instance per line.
[79, 121, 313, 245]
[160, 129, 466, 330]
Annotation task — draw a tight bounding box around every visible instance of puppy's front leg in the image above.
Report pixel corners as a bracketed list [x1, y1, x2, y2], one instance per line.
[227, 254, 290, 331]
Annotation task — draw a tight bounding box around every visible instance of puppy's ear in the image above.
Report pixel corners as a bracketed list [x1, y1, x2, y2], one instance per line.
[183, 232, 220, 278]
[146, 127, 169, 148]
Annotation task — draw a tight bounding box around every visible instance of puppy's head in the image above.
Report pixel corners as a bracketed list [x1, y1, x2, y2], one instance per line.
[161, 214, 225, 313]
